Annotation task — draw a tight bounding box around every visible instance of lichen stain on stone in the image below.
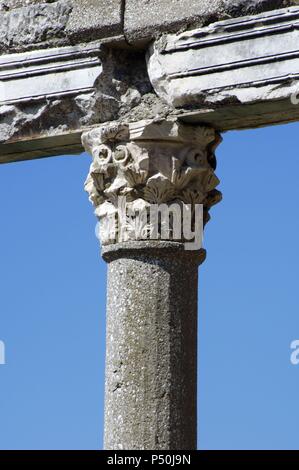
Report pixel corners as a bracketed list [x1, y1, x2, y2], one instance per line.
[0, 0, 72, 53]
[0, 1, 57, 11]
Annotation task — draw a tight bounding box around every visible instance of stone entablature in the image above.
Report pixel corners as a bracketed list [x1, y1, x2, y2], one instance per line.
[0, 0, 298, 54]
[2, 5, 299, 163]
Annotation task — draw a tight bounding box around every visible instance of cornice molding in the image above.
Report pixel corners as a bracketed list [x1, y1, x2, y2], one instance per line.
[147, 6, 299, 130]
[0, 44, 102, 105]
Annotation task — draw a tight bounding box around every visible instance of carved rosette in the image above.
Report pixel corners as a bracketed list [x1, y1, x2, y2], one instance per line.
[82, 119, 222, 246]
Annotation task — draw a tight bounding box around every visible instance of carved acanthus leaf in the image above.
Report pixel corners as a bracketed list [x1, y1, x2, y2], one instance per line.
[82, 119, 222, 245]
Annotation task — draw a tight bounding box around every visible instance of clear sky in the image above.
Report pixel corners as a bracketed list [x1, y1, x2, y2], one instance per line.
[0, 122, 299, 450]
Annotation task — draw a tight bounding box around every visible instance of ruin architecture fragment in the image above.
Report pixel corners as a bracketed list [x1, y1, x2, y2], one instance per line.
[1, 0, 299, 449]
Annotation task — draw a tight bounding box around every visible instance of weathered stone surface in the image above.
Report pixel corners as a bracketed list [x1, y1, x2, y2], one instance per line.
[1, 0, 299, 53]
[125, 0, 223, 45]
[0, 1, 71, 54]
[147, 6, 299, 130]
[0, 0, 124, 54]
[66, 0, 123, 44]
[0, 0, 53, 10]
[125, 0, 299, 45]
[0, 47, 160, 162]
[102, 241, 204, 450]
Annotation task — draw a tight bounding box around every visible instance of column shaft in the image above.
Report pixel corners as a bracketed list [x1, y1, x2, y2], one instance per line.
[103, 242, 204, 450]
[82, 118, 222, 450]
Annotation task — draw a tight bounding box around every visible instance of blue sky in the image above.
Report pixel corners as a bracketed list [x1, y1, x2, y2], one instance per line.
[0, 122, 299, 449]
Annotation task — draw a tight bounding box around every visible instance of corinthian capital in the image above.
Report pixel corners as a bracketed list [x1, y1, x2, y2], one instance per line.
[82, 118, 222, 247]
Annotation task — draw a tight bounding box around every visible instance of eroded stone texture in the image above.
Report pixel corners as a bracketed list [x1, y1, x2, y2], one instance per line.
[0, 0, 124, 54]
[0, 0, 72, 53]
[125, 0, 299, 44]
[66, 0, 123, 44]
[1, 0, 299, 53]
[0, 47, 169, 161]
[0, 0, 54, 10]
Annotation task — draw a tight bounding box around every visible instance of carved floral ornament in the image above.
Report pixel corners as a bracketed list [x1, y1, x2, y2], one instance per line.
[82, 119, 222, 245]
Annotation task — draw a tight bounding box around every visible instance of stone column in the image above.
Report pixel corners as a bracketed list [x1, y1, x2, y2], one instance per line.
[82, 119, 222, 450]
